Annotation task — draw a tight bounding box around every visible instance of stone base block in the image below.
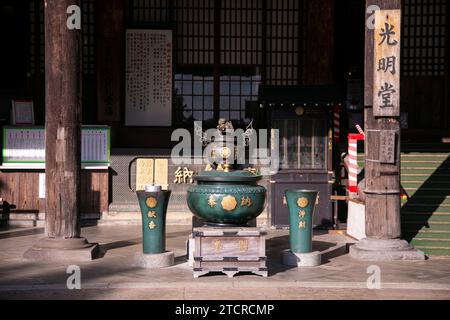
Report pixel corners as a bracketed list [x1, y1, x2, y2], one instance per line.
[24, 237, 99, 262]
[281, 250, 322, 267]
[135, 251, 175, 269]
[349, 238, 425, 261]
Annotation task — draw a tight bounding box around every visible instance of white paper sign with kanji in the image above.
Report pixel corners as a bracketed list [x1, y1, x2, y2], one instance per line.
[125, 29, 173, 126]
[373, 10, 401, 117]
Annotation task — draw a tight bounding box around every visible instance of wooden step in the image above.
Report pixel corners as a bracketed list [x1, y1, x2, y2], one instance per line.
[402, 197, 450, 205]
[401, 205, 450, 214]
[401, 168, 450, 174]
[413, 248, 450, 256]
[401, 154, 450, 159]
[403, 230, 450, 240]
[402, 214, 450, 223]
[411, 239, 450, 248]
[402, 221, 450, 231]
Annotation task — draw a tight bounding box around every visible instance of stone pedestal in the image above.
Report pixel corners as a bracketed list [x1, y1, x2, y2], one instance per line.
[135, 251, 175, 269]
[281, 250, 322, 267]
[192, 227, 268, 278]
[24, 237, 99, 262]
[350, 238, 425, 261]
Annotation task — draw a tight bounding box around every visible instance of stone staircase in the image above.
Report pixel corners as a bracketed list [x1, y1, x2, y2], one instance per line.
[358, 142, 450, 257]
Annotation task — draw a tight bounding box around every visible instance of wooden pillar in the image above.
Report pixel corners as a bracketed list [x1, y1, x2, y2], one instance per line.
[364, 0, 401, 240]
[44, 0, 82, 239]
[350, 0, 424, 261]
[25, 0, 98, 261]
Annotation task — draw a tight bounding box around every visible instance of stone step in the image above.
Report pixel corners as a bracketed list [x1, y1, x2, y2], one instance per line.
[5, 220, 44, 228]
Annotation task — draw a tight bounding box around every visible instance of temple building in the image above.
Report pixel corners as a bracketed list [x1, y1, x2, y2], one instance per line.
[0, 0, 449, 257]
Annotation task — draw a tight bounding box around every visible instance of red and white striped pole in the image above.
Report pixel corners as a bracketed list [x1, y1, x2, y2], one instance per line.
[348, 133, 365, 193]
[333, 105, 341, 143]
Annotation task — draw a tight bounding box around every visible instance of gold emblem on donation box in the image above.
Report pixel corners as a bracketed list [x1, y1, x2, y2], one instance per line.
[221, 195, 238, 212]
[241, 196, 253, 207]
[297, 197, 309, 208]
[213, 240, 222, 253]
[239, 239, 249, 252]
[148, 211, 157, 218]
[299, 221, 307, 229]
[208, 195, 217, 208]
[299, 210, 306, 218]
[146, 197, 158, 209]
[148, 221, 157, 230]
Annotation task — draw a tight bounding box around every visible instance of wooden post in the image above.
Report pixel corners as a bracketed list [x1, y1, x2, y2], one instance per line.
[25, 0, 98, 261]
[349, 0, 424, 261]
[45, 0, 82, 239]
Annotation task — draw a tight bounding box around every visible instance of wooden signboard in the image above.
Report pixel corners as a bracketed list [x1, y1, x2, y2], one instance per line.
[373, 10, 401, 117]
[136, 159, 154, 191]
[11, 100, 35, 125]
[379, 130, 397, 164]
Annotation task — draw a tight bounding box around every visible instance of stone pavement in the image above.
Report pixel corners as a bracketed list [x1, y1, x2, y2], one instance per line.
[0, 224, 450, 300]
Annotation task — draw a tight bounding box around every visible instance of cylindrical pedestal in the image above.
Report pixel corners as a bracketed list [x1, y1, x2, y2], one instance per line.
[135, 251, 175, 269]
[136, 190, 171, 255]
[285, 190, 319, 254]
[281, 250, 322, 267]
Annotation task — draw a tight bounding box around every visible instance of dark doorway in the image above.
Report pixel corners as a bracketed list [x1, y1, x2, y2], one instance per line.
[0, 1, 29, 93]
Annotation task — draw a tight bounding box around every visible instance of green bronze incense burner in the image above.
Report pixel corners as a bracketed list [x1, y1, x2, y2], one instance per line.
[187, 119, 267, 227]
[187, 171, 266, 226]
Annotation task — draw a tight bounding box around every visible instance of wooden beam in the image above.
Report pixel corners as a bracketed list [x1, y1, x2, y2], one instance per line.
[44, 0, 82, 239]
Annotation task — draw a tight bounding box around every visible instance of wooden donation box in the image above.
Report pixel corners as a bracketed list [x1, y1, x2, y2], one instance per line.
[192, 227, 268, 278]
[259, 86, 344, 228]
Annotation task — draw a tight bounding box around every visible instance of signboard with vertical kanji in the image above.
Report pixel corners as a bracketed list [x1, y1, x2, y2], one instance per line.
[125, 29, 173, 126]
[373, 10, 401, 117]
[379, 130, 397, 164]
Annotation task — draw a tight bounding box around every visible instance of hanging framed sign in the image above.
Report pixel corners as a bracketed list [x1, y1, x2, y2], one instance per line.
[11, 100, 35, 125]
[125, 29, 173, 127]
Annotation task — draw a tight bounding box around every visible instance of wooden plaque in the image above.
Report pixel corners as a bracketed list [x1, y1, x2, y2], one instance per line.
[154, 159, 169, 190]
[136, 159, 154, 191]
[373, 10, 401, 117]
[379, 130, 397, 164]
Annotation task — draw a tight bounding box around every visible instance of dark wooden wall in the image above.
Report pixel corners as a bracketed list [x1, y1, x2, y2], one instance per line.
[304, 0, 335, 85]
[0, 170, 109, 215]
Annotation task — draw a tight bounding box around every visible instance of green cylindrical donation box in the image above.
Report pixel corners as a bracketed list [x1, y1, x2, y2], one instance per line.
[285, 190, 319, 254]
[136, 190, 172, 254]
